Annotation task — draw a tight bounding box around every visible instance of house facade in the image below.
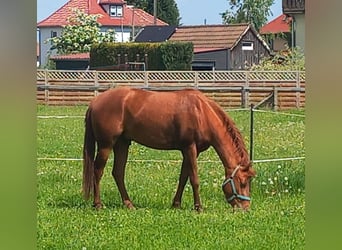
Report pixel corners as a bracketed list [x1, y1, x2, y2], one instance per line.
[259, 14, 292, 52]
[282, 0, 305, 52]
[37, 0, 167, 67]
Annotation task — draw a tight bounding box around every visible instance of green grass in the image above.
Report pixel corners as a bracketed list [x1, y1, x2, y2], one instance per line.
[37, 105, 305, 249]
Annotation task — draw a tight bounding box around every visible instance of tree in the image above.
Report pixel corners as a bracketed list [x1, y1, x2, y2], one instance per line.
[47, 8, 115, 55]
[221, 0, 274, 31]
[126, 0, 148, 10]
[127, 0, 180, 25]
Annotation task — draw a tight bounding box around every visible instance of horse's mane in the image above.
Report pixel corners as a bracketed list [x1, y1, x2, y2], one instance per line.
[206, 98, 251, 167]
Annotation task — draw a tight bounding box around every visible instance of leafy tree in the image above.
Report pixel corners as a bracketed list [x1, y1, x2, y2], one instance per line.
[221, 0, 274, 31]
[127, 0, 180, 25]
[47, 8, 115, 54]
[126, 0, 148, 10]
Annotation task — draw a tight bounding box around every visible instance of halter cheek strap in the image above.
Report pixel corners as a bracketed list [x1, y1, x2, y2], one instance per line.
[222, 165, 251, 202]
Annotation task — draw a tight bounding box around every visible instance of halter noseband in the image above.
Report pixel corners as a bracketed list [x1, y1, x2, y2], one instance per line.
[222, 165, 251, 202]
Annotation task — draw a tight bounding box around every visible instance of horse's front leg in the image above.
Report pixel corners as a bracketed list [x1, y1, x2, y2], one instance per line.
[180, 144, 202, 212]
[112, 139, 135, 209]
[172, 160, 189, 209]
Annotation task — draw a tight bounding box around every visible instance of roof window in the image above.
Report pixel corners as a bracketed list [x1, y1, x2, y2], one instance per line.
[110, 5, 123, 17]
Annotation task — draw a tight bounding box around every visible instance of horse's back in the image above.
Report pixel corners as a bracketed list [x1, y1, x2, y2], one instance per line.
[88, 87, 214, 150]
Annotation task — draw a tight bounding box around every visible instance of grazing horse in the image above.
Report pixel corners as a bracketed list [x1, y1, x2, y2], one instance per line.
[82, 87, 256, 211]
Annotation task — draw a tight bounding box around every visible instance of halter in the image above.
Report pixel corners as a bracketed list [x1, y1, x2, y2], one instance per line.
[222, 165, 251, 202]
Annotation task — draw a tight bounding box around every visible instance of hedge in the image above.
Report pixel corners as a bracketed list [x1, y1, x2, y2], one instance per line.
[89, 42, 193, 70]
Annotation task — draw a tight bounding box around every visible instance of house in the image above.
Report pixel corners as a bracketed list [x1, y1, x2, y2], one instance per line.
[282, 0, 305, 52]
[169, 24, 270, 70]
[259, 14, 292, 52]
[37, 0, 167, 68]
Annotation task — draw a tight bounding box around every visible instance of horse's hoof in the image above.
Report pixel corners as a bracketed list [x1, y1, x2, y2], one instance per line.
[93, 203, 103, 210]
[124, 200, 135, 210]
[194, 204, 203, 213]
[172, 201, 181, 209]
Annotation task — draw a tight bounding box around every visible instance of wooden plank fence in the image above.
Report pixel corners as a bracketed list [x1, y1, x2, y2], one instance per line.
[37, 69, 305, 110]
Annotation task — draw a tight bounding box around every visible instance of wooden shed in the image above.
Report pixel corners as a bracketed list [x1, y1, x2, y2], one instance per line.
[169, 24, 271, 70]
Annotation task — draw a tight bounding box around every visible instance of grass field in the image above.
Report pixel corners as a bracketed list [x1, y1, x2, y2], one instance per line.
[37, 105, 305, 249]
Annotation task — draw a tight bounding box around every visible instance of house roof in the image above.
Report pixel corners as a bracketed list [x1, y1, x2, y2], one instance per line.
[169, 24, 257, 51]
[50, 52, 90, 60]
[134, 25, 177, 42]
[37, 0, 167, 28]
[259, 14, 291, 34]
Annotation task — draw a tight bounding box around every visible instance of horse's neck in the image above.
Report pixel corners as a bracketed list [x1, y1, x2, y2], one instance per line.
[210, 118, 249, 176]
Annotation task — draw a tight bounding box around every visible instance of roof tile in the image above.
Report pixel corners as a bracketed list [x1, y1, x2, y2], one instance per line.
[169, 24, 250, 49]
[259, 14, 291, 34]
[37, 0, 167, 27]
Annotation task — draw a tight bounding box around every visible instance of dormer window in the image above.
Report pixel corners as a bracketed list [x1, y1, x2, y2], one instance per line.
[110, 5, 123, 17]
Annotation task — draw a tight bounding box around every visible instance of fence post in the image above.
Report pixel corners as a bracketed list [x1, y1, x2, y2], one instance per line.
[249, 104, 254, 162]
[194, 71, 199, 88]
[296, 71, 300, 108]
[242, 71, 250, 108]
[273, 87, 278, 111]
[44, 69, 49, 104]
[94, 71, 99, 96]
[144, 71, 149, 88]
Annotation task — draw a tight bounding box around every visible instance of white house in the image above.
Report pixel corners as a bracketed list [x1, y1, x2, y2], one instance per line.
[37, 0, 167, 67]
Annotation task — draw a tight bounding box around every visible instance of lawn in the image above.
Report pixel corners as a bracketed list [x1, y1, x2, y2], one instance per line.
[37, 105, 305, 249]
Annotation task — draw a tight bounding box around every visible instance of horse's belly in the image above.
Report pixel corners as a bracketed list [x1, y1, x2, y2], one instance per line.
[123, 125, 179, 150]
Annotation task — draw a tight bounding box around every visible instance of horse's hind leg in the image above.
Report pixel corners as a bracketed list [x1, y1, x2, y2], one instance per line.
[93, 147, 111, 209]
[112, 138, 134, 209]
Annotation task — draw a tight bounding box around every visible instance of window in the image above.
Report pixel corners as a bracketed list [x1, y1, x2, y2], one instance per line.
[50, 31, 57, 45]
[50, 31, 57, 38]
[242, 41, 254, 51]
[110, 5, 123, 17]
[117, 6, 123, 16]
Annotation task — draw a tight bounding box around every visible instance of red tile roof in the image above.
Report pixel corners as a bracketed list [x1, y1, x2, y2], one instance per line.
[259, 14, 291, 34]
[50, 53, 90, 60]
[37, 0, 167, 27]
[169, 24, 252, 50]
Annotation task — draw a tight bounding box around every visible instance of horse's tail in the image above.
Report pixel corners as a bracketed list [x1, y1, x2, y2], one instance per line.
[82, 107, 95, 200]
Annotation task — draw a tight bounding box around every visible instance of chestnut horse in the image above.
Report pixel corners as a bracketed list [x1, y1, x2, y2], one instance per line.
[83, 87, 256, 211]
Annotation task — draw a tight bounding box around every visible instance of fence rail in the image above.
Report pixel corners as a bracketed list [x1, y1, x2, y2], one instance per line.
[37, 69, 305, 110]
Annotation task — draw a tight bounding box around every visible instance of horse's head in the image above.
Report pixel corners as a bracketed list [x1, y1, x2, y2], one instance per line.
[222, 165, 256, 211]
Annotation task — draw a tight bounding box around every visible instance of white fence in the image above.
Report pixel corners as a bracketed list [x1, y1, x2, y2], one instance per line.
[37, 69, 305, 109]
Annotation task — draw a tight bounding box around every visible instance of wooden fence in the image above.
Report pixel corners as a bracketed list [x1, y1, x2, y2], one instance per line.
[37, 69, 305, 110]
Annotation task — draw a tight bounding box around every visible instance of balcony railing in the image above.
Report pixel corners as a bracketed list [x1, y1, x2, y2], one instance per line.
[282, 0, 305, 14]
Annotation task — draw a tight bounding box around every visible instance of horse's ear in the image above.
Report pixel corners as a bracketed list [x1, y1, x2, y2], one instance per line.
[248, 167, 256, 177]
[241, 163, 256, 177]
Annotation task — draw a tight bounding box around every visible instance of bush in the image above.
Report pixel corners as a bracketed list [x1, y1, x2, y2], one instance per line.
[90, 42, 193, 70]
[251, 46, 305, 71]
[160, 42, 193, 70]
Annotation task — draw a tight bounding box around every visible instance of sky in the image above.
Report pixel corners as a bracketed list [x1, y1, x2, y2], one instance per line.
[37, 0, 282, 25]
